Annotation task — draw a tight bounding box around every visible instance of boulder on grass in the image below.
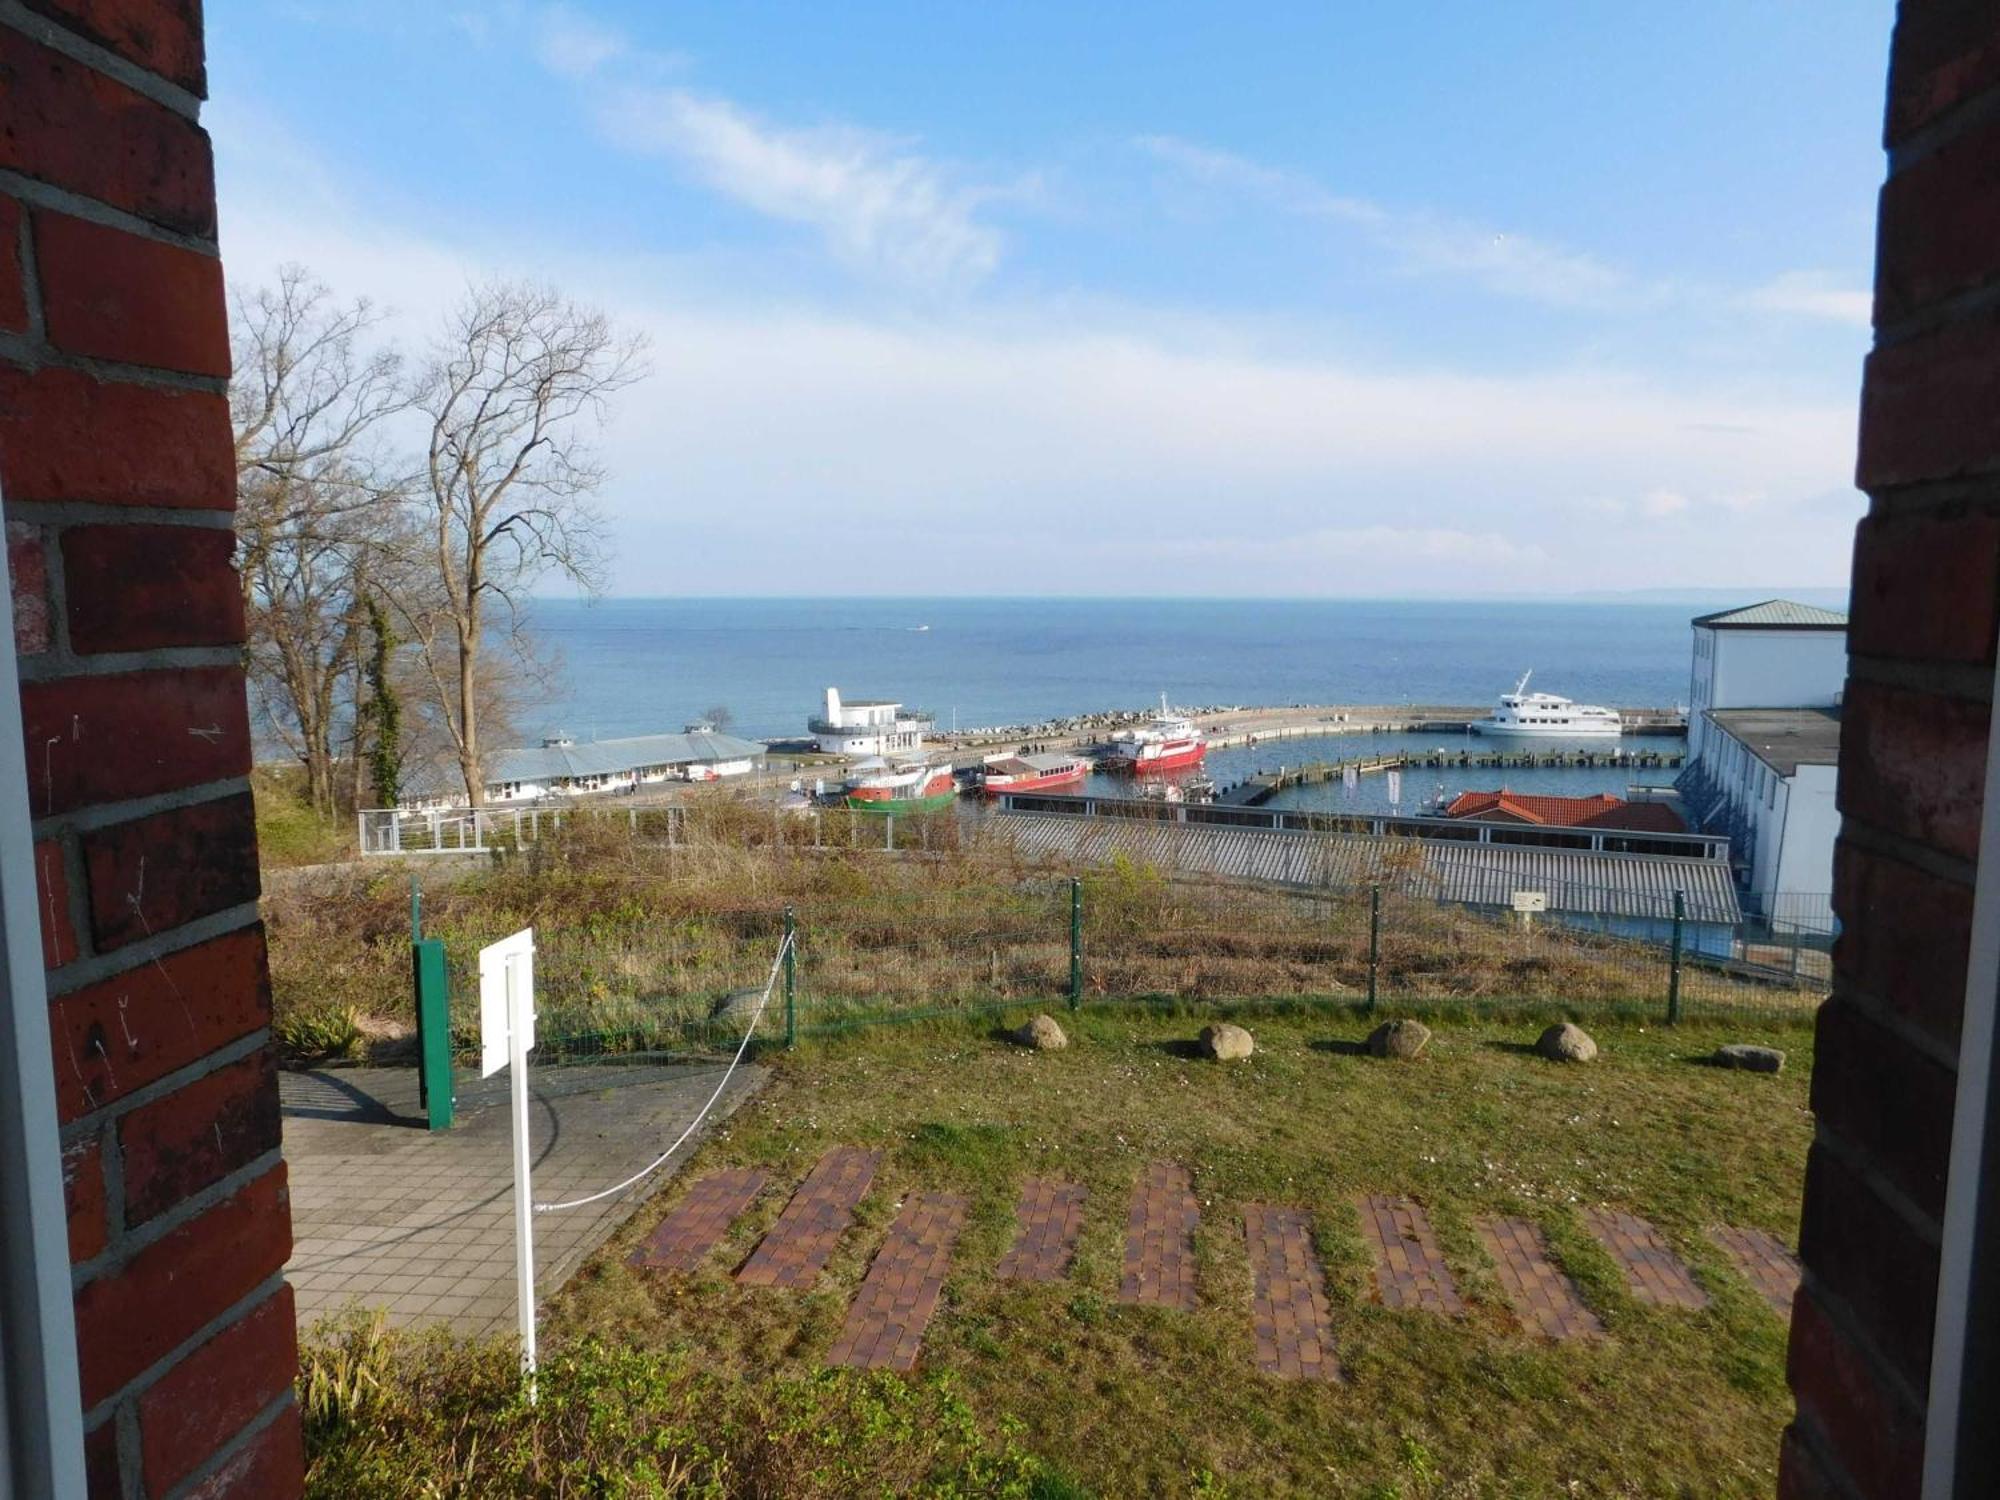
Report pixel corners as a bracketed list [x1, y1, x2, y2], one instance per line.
[1366, 1019, 1432, 1060]
[1713, 1043, 1784, 1074]
[709, 987, 769, 1029]
[1199, 1022, 1255, 1061]
[1536, 1022, 1597, 1063]
[1013, 1014, 1068, 1051]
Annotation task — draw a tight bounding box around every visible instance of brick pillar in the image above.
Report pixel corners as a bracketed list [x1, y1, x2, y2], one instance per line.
[0, 5, 300, 1497]
[1781, 3, 2000, 1497]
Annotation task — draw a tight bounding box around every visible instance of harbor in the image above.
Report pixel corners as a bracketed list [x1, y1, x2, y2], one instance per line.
[1214, 745, 1686, 807]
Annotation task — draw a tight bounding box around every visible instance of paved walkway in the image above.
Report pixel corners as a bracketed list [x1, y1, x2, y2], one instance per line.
[1120, 1161, 1201, 1309]
[736, 1147, 881, 1289]
[995, 1178, 1087, 1282]
[1243, 1203, 1341, 1380]
[282, 1061, 765, 1335]
[632, 1149, 1794, 1376]
[1708, 1225, 1802, 1317]
[828, 1192, 969, 1371]
[1584, 1208, 1711, 1310]
[1358, 1194, 1465, 1315]
[1477, 1216, 1605, 1341]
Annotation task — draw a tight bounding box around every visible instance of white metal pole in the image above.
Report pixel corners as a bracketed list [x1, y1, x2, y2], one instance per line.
[508, 951, 537, 1390]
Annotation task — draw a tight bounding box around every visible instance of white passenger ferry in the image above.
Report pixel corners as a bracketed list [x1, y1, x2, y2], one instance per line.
[1474, 672, 1623, 738]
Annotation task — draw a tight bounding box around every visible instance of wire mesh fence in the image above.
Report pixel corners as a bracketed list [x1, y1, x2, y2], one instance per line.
[433, 868, 1829, 1061]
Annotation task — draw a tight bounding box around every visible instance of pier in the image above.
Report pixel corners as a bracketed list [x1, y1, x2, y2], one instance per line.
[924, 702, 1689, 768]
[1216, 747, 1686, 807]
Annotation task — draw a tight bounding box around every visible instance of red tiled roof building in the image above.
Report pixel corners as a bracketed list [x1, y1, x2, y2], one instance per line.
[1441, 790, 1687, 834]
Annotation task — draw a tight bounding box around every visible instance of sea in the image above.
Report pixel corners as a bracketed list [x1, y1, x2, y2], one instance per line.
[517, 596, 1744, 816]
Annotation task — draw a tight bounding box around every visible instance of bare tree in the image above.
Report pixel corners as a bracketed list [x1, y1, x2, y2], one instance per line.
[394, 280, 647, 805]
[231, 267, 408, 812]
[700, 704, 735, 732]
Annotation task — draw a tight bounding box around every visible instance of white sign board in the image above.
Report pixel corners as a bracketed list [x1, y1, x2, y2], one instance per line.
[476, 925, 541, 1385]
[1512, 890, 1549, 914]
[478, 928, 536, 1079]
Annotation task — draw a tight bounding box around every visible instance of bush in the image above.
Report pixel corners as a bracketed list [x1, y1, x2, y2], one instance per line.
[300, 1313, 1077, 1499]
[276, 1003, 363, 1065]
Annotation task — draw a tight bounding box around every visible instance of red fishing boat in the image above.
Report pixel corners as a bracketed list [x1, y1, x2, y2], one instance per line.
[976, 751, 1090, 796]
[1097, 696, 1207, 775]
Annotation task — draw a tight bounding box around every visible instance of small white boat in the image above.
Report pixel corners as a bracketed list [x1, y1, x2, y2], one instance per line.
[1474, 672, 1622, 738]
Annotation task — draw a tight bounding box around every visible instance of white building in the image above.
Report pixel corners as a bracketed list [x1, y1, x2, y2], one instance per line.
[809, 687, 932, 756]
[398, 728, 766, 810]
[1683, 709, 1840, 931]
[1675, 598, 1847, 929]
[1686, 599, 1847, 760]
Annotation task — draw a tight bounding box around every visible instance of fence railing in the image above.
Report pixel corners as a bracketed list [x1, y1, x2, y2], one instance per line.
[427, 874, 1830, 1063]
[362, 802, 977, 856]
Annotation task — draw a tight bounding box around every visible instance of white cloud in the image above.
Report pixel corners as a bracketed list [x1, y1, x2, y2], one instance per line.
[595, 87, 1003, 285]
[1743, 270, 1873, 328]
[1137, 135, 1882, 328]
[213, 112, 1863, 598]
[535, 5, 626, 79]
[1136, 134, 1635, 310]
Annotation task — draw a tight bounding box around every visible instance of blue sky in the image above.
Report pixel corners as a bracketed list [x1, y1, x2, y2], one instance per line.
[209, 1, 1893, 597]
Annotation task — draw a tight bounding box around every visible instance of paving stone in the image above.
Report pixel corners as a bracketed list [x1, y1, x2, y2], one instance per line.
[283, 1062, 766, 1335]
[1356, 1195, 1464, 1315]
[631, 1169, 769, 1273]
[994, 1179, 1087, 1282]
[1708, 1225, 1801, 1319]
[1583, 1208, 1709, 1310]
[827, 1192, 969, 1371]
[1119, 1161, 1199, 1309]
[1475, 1216, 1604, 1341]
[737, 1147, 882, 1289]
[1242, 1204, 1342, 1380]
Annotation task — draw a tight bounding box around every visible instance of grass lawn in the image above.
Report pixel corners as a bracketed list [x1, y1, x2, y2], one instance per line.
[541, 1008, 1813, 1498]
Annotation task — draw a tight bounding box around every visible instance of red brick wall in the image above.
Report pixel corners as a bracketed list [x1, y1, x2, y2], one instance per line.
[0, 4, 299, 1496]
[1782, 3, 2000, 1495]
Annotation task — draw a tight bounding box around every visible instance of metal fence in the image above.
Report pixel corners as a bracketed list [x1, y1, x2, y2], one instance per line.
[430, 872, 1829, 1063]
[362, 802, 985, 856]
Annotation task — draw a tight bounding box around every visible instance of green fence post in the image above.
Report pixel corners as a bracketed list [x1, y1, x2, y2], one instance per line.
[412, 937, 452, 1131]
[1072, 876, 1088, 1016]
[783, 905, 798, 1048]
[1367, 885, 1381, 1013]
[1666, 889, 1685, 1025]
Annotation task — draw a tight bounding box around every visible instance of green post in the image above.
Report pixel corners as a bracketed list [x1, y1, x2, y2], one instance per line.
[412, 937, 452, 1131]
[410, 873, 422, 942]
[1666, 889, 1685, 1025]
[783, 905, 798, 1048]
[1367, 885, 1381, 1013]
[1068, 877, 1083, 1011]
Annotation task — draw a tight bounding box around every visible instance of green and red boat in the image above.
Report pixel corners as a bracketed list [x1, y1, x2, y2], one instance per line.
[842, 757, 959, 813]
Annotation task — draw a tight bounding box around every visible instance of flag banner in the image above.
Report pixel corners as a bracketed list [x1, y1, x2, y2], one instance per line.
[1386, 768, 1402, 805]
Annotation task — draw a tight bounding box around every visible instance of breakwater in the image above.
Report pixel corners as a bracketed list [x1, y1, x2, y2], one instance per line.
[917, 702, 1688, 766]
[1218, 746, 1686, 807]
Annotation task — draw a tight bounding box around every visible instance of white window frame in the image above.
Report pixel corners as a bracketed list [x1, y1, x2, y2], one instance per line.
[1925, 625, 2000, 1498]
[0, 529, 86, 1497]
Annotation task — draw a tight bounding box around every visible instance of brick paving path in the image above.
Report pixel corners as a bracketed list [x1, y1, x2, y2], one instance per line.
[630, 1169, 769, 1273]
[1120, 1161, 1200, 1308]
[994, 1178, 1087, 1282]
[737, 1147, 881, 1289]
[1476, 1216, 1604, 1340]
[1357, 1195, 1465, 1314]
[1708, 1225, 1801, 1319]
[827, 1192, 969, 1371]
[283, 1063, 765, 1335]
[1242, 1204, 1342, 1380]
[1583, 1208, 1709, 1309]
